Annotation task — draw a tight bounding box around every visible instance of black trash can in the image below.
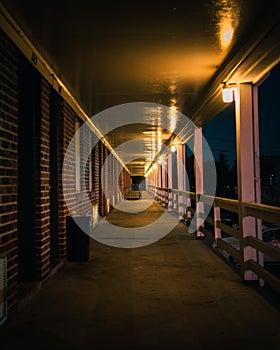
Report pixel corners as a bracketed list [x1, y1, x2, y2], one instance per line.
[66, 215, 91, 262]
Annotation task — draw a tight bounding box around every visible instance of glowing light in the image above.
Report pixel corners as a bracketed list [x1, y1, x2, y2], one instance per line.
[92, 205, 98, 225]
[169, 83, 176, 94]
[170, 97, 177, 107]
[171, 145, 177, 153]
[215, 0, 240, 50]
[222, 85, 237, 103]
[169, 107, 177, 132]
[223, 27, 233, 45]
[221, 25, 233, 48]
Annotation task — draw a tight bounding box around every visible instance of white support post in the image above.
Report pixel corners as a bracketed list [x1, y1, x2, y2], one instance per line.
[153, 168, 157, 196]
[157, 164, 162, 191]
[163, 159, 167, 189]
[253, 84, 264, 286]
[186, 197, 192, 220]
[194, 127, 204, 237]
[185, 153, 192, 221]
[154, 165, 158, 197]
[177, 144, 186, 220]
[162, 159, 167, 206]
[235, 83, 258, 281]
[167, 152, 173, 212]
[156, 163, 161, 199]
[214, 206, 221, 240]
[158, 162, 161, 197]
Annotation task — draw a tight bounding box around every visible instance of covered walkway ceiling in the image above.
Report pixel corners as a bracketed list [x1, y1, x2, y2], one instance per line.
[2, 0, 280, 176]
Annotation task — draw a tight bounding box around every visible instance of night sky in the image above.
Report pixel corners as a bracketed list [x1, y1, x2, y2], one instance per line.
[258, 62, 280, 157]
[203, 103, 236, 167]
[202, 61, 280, 167]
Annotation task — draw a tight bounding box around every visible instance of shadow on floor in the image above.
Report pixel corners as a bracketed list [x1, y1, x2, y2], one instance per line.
[1, 195, 280, 350]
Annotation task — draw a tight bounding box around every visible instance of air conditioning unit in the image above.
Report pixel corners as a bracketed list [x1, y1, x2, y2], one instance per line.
[0, 254, 7, 326]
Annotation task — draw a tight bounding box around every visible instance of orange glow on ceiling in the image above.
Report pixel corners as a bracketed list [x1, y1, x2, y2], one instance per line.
[215, 0, 240, 50]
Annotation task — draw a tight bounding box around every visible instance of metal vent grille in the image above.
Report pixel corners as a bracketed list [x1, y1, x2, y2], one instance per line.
[0, 254, 7, 326]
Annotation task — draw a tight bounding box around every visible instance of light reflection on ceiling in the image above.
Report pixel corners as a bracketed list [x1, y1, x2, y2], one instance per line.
[1, 0, 280, 175]
[214, 0, 240, 50]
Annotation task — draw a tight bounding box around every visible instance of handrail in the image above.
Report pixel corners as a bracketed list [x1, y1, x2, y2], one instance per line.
[215, 197, 240, 213]
[200, 194, 240, 212]
[152, 185, 280, 295]
[245, 236, 280, 261]
[216, 238, 241, 262]
[244, 202, 280, 224]
[216, 222, 241, 239]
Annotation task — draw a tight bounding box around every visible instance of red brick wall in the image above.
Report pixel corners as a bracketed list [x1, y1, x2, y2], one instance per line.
[57, 102, 75, 257]
[98, 141, 107, 217]
[92, 141, 100, 205]
[0, 28, 19, 313]
[119, 168, 130, 196]
[0, 26, 131, 317]
[34, 78, 51, 281]
[57, 103, 97, 257]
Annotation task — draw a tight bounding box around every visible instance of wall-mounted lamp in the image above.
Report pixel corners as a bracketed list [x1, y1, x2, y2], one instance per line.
[170, 145, 177, 153]
[222, 84, 237, 103]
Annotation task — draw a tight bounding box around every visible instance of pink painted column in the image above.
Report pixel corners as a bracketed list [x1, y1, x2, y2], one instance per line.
[253, 83, 264, 285]
[177, 144, 186, 220]
[235, 83, 259, 281]
[156, 162, 161, 199]
[167, 152, 173, 212]
[162, 158, 168, 207]
[214, 206, 221, 240]
[184, 149, 192, 221]
[153, 165, 157, 197]
[194, 127, 204, 237]
[158, 162, 162, 200]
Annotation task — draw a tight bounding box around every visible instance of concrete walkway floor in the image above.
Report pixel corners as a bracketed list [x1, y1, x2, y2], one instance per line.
[1, 193, 280, 350]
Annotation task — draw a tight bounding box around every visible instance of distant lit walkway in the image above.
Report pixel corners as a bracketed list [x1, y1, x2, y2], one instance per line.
[1, 193, 280, 350]
[92, 191, 179, 248]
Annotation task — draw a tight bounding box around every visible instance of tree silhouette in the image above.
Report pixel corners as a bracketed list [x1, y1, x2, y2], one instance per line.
[215, 150, 236, 198]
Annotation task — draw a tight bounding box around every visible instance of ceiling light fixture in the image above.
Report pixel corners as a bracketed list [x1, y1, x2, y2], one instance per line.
[222, 83, 237, 103]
